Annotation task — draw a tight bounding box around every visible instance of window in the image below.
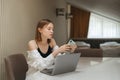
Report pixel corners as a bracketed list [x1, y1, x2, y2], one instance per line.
[88, 13, 120, 38]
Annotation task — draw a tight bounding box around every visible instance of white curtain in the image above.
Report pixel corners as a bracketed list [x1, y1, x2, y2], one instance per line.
[88, 13, 120, 38]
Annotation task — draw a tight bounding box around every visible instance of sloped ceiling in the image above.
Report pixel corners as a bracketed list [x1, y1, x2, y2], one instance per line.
[66, 0, 120, 22]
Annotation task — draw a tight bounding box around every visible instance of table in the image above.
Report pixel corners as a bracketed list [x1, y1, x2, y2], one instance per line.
[27, 57, 120, 80]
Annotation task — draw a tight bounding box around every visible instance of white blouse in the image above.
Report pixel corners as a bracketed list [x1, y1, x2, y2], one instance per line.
[26, 45, 59, 79]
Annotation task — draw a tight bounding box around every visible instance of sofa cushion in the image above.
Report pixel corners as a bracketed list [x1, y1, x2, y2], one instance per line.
[76, 41, 90, 49]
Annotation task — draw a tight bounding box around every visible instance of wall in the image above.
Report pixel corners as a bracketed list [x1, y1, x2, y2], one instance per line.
[54, 0, 68, 46]
[0, 0, 56, 80]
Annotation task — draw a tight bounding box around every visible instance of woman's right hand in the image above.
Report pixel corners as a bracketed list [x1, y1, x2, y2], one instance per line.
[52, 44, 71, 57]
[57, 44, 71, 53]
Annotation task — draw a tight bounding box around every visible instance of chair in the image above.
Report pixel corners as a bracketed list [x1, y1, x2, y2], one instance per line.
[4, 53, 28, 80]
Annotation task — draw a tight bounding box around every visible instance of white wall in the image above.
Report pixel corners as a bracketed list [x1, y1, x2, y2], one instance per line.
[0, 0, 56, 80]
[0, 0, 67, 80]
[0, 0, 68, 80]
[54, 0, 68, 46]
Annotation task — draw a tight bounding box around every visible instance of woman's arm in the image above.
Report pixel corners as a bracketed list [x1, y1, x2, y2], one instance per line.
[50, 38, 72, 56]
[27, 40, 55, 70]
[27, 39, 72, 70]
[27, 49, 55, 70]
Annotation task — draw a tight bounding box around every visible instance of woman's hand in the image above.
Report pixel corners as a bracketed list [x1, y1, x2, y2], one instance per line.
[58, 44, 71, 53]
[52, 44, 77, 57]
[52, 44, 71, 57]
[56, 44, 77, 53]
[70, 44, 77, 52]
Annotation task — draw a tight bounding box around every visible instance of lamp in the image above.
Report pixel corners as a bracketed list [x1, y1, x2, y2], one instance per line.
[56, 8, 65, 16]
[66, 13, 73, 19]
[56, 8, 73, 19]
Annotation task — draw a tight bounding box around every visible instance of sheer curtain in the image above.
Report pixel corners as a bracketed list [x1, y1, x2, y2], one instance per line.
[88, 13, 120, 38]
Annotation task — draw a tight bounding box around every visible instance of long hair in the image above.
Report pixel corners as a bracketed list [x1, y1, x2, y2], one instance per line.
[35, 19, 53, 43]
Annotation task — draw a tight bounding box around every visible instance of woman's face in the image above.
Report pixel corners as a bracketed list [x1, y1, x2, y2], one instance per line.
[39, 23, 54, 39]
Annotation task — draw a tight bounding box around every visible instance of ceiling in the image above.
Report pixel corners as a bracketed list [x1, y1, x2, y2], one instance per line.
[65, 0, 120, 22]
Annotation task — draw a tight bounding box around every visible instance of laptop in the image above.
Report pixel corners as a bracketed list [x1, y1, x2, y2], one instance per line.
[40, 53, 81, 76]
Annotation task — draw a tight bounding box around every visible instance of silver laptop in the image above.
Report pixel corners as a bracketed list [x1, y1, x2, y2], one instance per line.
[40, 53, 81, 76]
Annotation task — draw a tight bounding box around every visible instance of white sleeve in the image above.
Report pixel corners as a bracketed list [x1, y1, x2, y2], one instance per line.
[53, 45, 63, 55]
[53, 45, 59, 51]
[27, 49, 55, 70]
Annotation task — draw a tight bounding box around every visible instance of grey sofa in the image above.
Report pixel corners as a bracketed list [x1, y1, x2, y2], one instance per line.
[73, 38, 120, 57]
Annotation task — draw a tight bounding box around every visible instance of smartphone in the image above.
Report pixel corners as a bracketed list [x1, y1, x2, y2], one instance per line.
[67, 39, 76, 45]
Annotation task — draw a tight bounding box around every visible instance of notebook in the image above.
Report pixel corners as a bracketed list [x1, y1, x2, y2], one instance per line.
[40, 53, 81, 76]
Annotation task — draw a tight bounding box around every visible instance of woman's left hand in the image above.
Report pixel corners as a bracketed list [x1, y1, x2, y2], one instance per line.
[70, 44, 77, 52]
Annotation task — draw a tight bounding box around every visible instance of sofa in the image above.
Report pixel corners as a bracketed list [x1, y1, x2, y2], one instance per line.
[75, 48, 103, 57]
[73, 38, 120, 57]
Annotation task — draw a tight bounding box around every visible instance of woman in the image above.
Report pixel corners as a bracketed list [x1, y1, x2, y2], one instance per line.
[26, 19, 76, 80]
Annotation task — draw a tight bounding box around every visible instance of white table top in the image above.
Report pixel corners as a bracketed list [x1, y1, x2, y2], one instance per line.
[32, 57, 120, 80]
